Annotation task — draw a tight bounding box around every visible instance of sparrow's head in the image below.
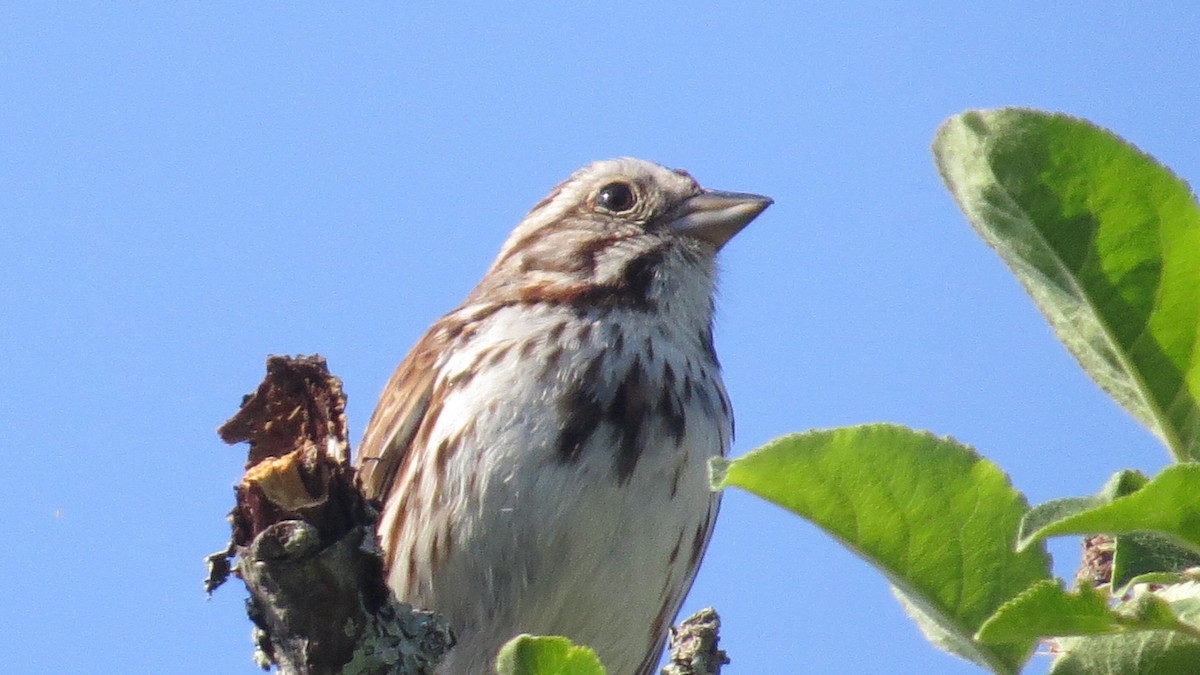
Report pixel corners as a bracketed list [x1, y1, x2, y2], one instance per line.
[476, 158, 772, 308]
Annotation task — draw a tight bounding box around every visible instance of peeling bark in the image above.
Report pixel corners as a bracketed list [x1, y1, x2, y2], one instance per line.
[661, 608, 728, 675]
[207, 355, 453, 674]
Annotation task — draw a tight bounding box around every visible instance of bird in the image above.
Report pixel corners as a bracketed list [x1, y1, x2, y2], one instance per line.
[355, 157, 771, 674]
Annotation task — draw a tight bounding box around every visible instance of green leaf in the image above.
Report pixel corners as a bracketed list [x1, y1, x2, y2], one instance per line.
[933, 108, 1200, 462]
[710, 424, 1051, 673]
[1049, 632, 1200, 674]
[1149, 582, 1200, 633]
[1113, 533, 1200, 592]
[1018, 470, 1200, 590]
[977, 581, 1116, 643]
[1120, 586, 1200, 633]
[1019, 465, 1200, 554]
[495, 635, 605, 675]
[1018, 470, 1146, 548]
[979, 580, 1200, 671]
[976, 580, 1178, 644]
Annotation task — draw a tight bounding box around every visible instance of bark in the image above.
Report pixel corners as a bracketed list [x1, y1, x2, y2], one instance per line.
[206, 355, 453, 674]
[662, 608, 728, 675]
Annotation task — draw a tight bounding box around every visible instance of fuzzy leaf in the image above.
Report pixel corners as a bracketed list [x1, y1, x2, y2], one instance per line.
[977, 580, 1177, 644]
[1019, 465, 1200, 554]
[1050, 631, 1200, 674]
[1113, 533, 1200, 592]
[495, 635, 605, 675]
[711, 424, 1051, 673]
[934, 108, 1200, 461]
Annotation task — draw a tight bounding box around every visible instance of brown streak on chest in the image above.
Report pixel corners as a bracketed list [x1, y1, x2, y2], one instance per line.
[698, 325, 717, 363]
[556, 357, 606, 463]
[640, 589, 679, 675]
[610, 358, 653, 483]
[687, 506, 715, 571]
[660, 384, 686, 447]
[538, 344, 565, 380]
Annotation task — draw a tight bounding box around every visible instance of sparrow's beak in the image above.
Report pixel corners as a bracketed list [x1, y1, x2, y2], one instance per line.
[669, 190, 773, 249]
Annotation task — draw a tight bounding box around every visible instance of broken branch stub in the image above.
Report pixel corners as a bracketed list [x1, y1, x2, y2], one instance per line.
[208, 354, 453, 674]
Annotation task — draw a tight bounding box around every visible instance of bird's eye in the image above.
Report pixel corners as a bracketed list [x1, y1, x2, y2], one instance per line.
[595, 182, 638, 213]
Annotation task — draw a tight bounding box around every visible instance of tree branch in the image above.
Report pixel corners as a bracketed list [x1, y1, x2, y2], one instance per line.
[661, 608, 728, 675]
[206, 355, 453, 674]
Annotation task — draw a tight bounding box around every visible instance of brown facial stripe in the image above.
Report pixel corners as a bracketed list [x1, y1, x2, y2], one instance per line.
[492, 209, 597, 278]
[510, 241, 668, 310]
[568, 233, 635, 276]
[517, 279, 656, 310]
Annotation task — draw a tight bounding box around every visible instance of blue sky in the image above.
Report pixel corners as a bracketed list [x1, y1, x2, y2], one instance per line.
[2, 3, 1197, 673]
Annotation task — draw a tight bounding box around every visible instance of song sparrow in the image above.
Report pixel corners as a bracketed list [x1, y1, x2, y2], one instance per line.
[356, 158, 771, 674]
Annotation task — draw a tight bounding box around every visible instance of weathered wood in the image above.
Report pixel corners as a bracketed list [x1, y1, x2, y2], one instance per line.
[207, 355, 453, 674]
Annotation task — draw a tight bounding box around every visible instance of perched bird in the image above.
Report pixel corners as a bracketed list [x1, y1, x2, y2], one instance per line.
[356, 158, 771, 674]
